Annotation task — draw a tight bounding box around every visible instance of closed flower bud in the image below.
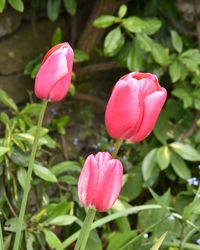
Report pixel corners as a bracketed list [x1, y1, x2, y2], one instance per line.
[34, 42, 74, 102]
[78, 152, 123, 212]
[105, 72, 167, 142]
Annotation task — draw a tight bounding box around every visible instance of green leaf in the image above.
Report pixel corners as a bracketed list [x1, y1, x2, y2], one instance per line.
[17, 168, 27, 189]
[136, 33, 153, 52]
[63, 0, 77, 16]
[118, 4, 127, 18]
[169, 61, 182, 82]
[51, 161, 81, 175]
[156, 146, 171, 170]
[148, 188, 169, 211]
[0, 147, 9, 157]
[144, 18, 162, 35]
[8, 0, 24, 12]
[142, 149, 158, 181]
[171, 152, 191, 180]
[26, 232, 35, 250]
[43, 229, 64, 250]
[170, 142, 200, 161]
[93, 15, 115, 28]
[48, 215, 77, 226]
[34, 164, 57, 182]
[51, 27, 62, 46]
[150, 232, 168, 250]
[127, 42, 143, 71]
[4, 218, 26, 232]
[183, 199, 200, 221]
[0, 90, 18, 112]
[0, 0, 5, 12]
[122, 16, 145, 33]
[172, 88, 192, 108]
[104, 27, 125, 57]
[180, 49, 200, 73]
[152, 42, 170, 66]
[58, 175, 77, 185]
[107, 231, 137, 250]
[74, 49, 89, 63]
[47, 0, 61, 21]
[171, 30, 183, 53]
[86, 230, 102, 250]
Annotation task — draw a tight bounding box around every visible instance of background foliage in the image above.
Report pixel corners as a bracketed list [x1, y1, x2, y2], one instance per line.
[1, 0, 200, 249]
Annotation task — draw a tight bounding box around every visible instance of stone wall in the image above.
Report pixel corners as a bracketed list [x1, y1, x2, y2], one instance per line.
[0, 7, 66, 104]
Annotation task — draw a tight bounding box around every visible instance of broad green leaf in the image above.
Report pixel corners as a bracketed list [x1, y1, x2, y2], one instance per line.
[122, 16, 145, 33]
[180, 49, 200, 73]
[169, 61, 182, 82]
[170, 142, 200, 161]
[152, 42, 170, 66]
[118, 4, 127, 18]
[183, 199, 200, 221]
[47, 201, 71, 221]
[26, 232, 35, 250]
[127, 42, 143, 71]
[17, 168, 26, 189]
[48, 215, 77, 226]
[104, 27, 125, 57]
[172, 88, 192, 108]
[0, 90, 18, 112]
[0, 0, 5, 12]
[34, 164, 57, 182]
[51, 27, 62, 46]
[74, 49, 89, 63]
[142, 149, 158, 181]
[51, 161, 81, 176]
[144, 18, 162, 35]
[4, 218, 26, 232]
[171, 152, 191, 180]
[15, 133, 34, 143]
[136, 33, 153, 52]
[107, 231, 137, 250]
[63, 0, 77, 16]
[58, 175, 77, 185]
[156, 146, 170, 170]
[171, 30, 183, 53]
[47, 0, 61, 21]
[43, 229, 64, 250]
[93, 15, 115, 28]
[148, 188, 169, 211]
[86, 230, 102, 250]
[150, 232, 168, 250]
[0, 147, 9, 157]
[8, 0, 24, 12]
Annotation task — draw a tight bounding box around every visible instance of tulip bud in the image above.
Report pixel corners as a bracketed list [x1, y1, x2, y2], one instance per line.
[105, 72, 167, 142]
[78, 152, 123, 212]
[34, 42, 74, 102]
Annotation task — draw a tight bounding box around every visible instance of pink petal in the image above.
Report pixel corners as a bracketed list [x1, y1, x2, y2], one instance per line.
[35, 51, 68, 100]
[78, 155, 98, 207]
[105, 80, 141, 139]
[131, 88, 167, 142]
[94, 159, 123, 211]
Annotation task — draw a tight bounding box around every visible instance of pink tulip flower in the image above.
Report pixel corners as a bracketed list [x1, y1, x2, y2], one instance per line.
[78, 152, 123, 212]
[35, 42, 74, 102]
[105, 72, 167, 142]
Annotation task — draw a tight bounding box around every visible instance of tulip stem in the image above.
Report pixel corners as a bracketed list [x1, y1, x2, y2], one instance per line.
[13, 99, 48, 250]
[74, 208, 96, 250]
[112, 139, 123, 158]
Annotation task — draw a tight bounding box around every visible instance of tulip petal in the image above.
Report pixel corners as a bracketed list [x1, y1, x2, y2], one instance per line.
[131, 88, 167, 142]
[78, 155, 98, 207]
[105, 80, 141, 139]
[35, 51, 68, 100]
[94, 159, 123, 211]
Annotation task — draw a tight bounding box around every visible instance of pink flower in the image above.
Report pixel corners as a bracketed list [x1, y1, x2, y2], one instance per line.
[105, 72, 167, 142]
[78, 152, 123, 212]
[34, 42, 74, 102]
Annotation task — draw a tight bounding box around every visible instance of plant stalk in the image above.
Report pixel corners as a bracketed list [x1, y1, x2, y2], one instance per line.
[74, 208, 96, 250]
[13, 99, 48, 250]
[111, 139, 123, 158]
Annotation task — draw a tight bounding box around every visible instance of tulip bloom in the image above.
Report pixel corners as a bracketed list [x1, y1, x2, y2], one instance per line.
[35, 42, 74, 102]
[105, 72, 167, 142]
[78, 152, 123, 212]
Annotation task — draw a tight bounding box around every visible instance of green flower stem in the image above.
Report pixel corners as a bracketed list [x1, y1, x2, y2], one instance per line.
[74, 208, 96, 250]
[13, 99, 48, 250]
[0, 221, 3, 250]
[111, 139, 123, 158]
